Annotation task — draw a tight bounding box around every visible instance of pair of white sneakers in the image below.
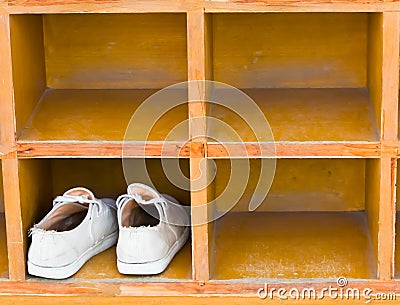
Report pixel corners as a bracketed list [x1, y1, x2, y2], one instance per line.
[27, 183, 190, 279]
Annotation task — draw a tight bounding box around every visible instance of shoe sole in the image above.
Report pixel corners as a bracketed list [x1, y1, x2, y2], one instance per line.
[117, 226, 190, 275]
[27, 231, 118, 279]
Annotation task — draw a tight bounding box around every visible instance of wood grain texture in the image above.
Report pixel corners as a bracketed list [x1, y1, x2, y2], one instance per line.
[381, 13, 399, 141]
[0, 295, 398, 305]
[190, 157, 210, 281]
[207, 142, 381, 158]
[0, 9, 16, 154]
[365, 158, 395, 280]
[187, 10, 210, 281]
[44, 14, 187, 89]
[187, 9, 207, 140]
[376, 157, 396, 280]
[213, 13, 367, 88]
[1, 155, 25, 280]
[0, 280, 399, 297]
[17, 142, 191, 158]
[5, 0, 190, 13]
[204, 1, 400, 13]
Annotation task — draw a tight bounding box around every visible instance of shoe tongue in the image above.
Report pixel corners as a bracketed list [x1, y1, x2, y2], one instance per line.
[128, 184, 161, 201]
[63, 187, 95, 200]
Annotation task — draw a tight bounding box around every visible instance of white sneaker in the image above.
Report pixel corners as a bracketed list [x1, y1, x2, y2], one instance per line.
[116, 183, 190, 275]
[27, 187, 118, 279]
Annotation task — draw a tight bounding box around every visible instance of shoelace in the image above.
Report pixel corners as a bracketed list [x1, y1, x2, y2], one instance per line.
[53, 194, 116, 214]
[116, 194, 169, 224]
[29, 195, 116, 240]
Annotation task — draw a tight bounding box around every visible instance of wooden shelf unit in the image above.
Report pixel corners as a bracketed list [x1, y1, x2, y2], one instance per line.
[0, 1, 399, 304]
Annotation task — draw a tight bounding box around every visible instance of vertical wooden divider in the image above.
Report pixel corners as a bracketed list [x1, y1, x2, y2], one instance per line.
[368, 12, 400, 280]
[379, 12, 399, 280]
[0, 9, 14, 154]
[2, 156, 25, 280]
[187, 9, 211, 281]
[0, 9, 26, 281]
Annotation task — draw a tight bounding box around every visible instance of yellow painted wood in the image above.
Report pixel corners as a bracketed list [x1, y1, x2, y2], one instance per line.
[44, 14, 187, 89]
[10, 14, 46, 135]
[214, 159, 366, 212]
[67, 243, 191, 280]
[365, 159, 380, 275]
[0, 213, 8, 279]
[50, 159, 190, 205]
[213, 13, 367, 88]
[208, 88, 378, 142]
[18, 159, 54, 256]
[19, 89, 188, 142]
[395, 212, 400, 277]
[0, 162, 3, 213]
[211, 212, 376, 279]
[396, 160, 400, 212]
[367, 13, 383, 137]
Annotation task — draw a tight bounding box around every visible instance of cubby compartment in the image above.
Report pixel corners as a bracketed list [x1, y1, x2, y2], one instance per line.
[10, 14, 188, 145]
[206, 13, 382, 145]
[18, 158, 191, 281]
[0, 161, 8, 279]
[209, 159, 379, 280]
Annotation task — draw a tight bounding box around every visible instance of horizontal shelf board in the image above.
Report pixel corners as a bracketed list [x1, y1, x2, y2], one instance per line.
[0, 280, 398, 297]
[74, 242, 191, 280]
[205, 4, 394, 13]
[211, 211, 375, 280]
[17, 142, 191, 158]
[0, 214, 8, 279]
[208, 88, 379, 144]
[5, 1, 190, 13]
[28, 242, 191, 282]
[207, 142, 381, 158]
[18, 89, 188, 143]
[4, 1, 396, 13]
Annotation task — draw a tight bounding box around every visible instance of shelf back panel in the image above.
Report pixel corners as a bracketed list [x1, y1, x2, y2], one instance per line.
[10, 15, 46, 135]
[43, 13, 188, 89]
[213, 13, 367, 88]
[213, 159, 366, 212]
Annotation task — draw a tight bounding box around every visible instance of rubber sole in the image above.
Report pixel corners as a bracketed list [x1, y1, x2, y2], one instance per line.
[27, 231, 118, 279]
[117, 226, 190, 275]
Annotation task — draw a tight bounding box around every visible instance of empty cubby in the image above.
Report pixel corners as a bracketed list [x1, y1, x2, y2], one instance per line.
[0, 161, 8, 279]
[18, 158, 191, 281]
[206, 13, 382, 144]
[10, 14, 188, 144]
[209, 158, 379, 280]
